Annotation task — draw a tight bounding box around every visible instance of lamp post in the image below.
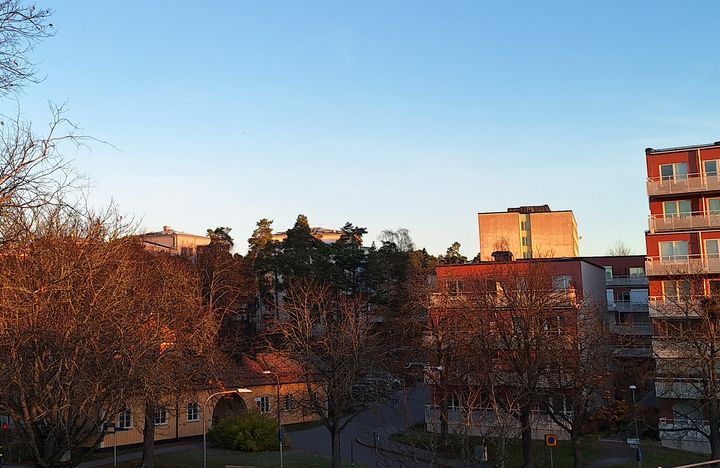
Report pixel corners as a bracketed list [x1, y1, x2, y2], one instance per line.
[629, 384, 641, 468]
[203, 388, 252, 468]
[262, 370, 283, 468]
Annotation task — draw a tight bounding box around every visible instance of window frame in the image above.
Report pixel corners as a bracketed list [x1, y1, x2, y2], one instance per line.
[256, 396, 271, 414]
[117, 409, 133, 430]
[154, 406, 168, 426]
[187, 402, 200, 422]
[660, 162, 689, 181]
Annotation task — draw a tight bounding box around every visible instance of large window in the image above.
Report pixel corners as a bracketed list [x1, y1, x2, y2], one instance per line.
[552, 275, 572, 291]
[706, 239, 720, 259]
[663, 280, 691, 301]
[154, 406, 168, 426]
[117, 410, 133, 430]
[709, 198, 720, 215]
[663, 200, 692, 218]
[659, 241, 689, 261]
[661, 162, 689, 181]
[187, 402, 199, 422]
[604, 266, 613, 280]
[705, 160, 720, 177]
[629, 267, 645, 278]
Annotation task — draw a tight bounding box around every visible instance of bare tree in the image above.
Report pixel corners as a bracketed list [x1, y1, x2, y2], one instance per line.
[268, 279, 398, 468]
[607, 240, 633, 256]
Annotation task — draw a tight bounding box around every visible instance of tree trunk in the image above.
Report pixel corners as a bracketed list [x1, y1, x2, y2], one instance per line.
[440, 396, 449, 448]
[710, 400, 720, 459]
[520, 404, 534, 468]
[330, 425, 342, 468]
[140, 401, 155, 468]
[572, 436, 582, 468]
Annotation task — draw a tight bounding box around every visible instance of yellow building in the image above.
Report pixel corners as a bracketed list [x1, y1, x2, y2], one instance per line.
[139, 226, 211, 258]
[271, 227, 344, 244]
[99, 354, 320, 449]
[477, 205, 579, 260]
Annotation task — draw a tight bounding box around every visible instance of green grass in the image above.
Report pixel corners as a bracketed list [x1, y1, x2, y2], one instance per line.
[390, 426, 709, 467]
[108, 447, 356, 468]
[284, 420, 323, 432]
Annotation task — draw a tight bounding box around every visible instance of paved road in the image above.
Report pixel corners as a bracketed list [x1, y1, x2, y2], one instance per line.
[290, 385, 430, 467]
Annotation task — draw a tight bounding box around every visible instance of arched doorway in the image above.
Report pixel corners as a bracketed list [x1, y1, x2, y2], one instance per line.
[211, 394, 248, 424]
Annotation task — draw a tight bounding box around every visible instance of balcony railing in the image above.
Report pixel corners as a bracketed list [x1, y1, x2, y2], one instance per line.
[649, 211, 720, 233]
[611, 322, 653, 336]
[658, 417, 710, 443]
[606, 275, 648, 287]
[608, 300, 648, 313]
[647, 173, 720, 196]
[648, 295, 708, 318]
[645, 255, 720, 276]
[655, 378, 705, 400]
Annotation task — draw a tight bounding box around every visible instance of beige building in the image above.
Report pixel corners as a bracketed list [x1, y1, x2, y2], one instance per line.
[99, 353, 320, 449]
[271, 227, 345, 244]
[477, 205, 579, 260]
[139, 226, 211, 258]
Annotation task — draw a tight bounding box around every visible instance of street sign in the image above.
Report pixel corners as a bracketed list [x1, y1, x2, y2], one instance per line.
[545, 434, 558, 447]
[278, 427, 285, 443]
[627, 437, 640, 448]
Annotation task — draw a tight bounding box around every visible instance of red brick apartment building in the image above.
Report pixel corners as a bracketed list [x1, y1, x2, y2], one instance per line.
[645, 142, 720, 453]
[425, 254, 606, 441]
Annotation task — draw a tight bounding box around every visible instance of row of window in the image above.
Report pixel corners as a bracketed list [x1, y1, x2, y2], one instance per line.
[116, 395, 297, 429]
[661, 198, 720, 218]
[448, 276, 574, 296]
[660, 160, 720, 180]
[661, 279, 720, 300]
[603, 266, 645, 279]
[657, 240, 720, 260]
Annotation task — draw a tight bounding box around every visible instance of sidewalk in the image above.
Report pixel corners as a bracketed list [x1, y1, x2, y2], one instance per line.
[77, 442, 203, 468]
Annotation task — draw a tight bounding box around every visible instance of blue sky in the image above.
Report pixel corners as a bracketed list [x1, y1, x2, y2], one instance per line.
[16, 1, 720, 256]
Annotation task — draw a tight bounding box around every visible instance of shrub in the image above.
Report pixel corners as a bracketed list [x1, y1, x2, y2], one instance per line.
[207, 412, 285, 451]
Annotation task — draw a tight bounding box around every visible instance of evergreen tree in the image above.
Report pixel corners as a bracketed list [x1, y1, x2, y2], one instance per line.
[440, 241, 467, 265]
[330, 222, 368, 293]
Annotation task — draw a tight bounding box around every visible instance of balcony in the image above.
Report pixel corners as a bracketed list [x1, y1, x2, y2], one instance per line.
[648, 296, 706, 318]
[647, 173, 720, 196]
[655, 378, 705, 400]
[649, 212, 720, 233]
[645, 255, 720, 276]
[606, 275, 648, 287]
[608, 300, 648, 313]
[610, 322, 653, 336]
[659, 417, 710, 443]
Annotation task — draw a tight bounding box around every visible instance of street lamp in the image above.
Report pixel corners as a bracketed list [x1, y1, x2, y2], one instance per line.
[629, 384, 641, 468]
[262, 370, 283, 468]
[203, 388, 252, 468]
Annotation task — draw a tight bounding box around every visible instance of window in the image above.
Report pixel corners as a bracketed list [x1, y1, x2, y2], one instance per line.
[604, 266, 613, 280]
[154, 406, 167, 426]
[705, 160, 719, 177]
[552, 275, 572, 291]
[522, 236, 531, 246]
[663, 200, 692, 218]
[661, 162, 689, 181]
[117, 410, 133, 429]
[628, 267, 645, 278]
[187, 402, 200, 422]
[520, 220, 531, 231]
[522, 251, 532, 259]
[709, 198, 720, 215]
[285, 394, 296, 411]
[659, 241, 688, 261]
[606, 290, 615, 306]
[709, 280, 720, 297]
[256, 396, 270, 414]
[449, 280, 463, 296]
[663, 280, 691, 301]
[707, 239, 720, 259]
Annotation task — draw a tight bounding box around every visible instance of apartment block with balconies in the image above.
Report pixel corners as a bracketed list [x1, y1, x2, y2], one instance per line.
[645, 142, 720, 454]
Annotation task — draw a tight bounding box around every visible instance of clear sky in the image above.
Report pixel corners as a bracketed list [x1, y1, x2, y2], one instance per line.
[17, 1, 720, 256]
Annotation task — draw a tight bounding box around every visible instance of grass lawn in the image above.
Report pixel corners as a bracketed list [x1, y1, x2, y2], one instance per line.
[391, 425, 708, 467]
[110, 447, 355, 468]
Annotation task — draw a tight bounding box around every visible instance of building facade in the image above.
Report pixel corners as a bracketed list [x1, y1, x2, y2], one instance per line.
[425, 255, 606, 441]
[645, 142, 720, 453]
[477, 205, 579, 261]
[139, 226, 211, 258]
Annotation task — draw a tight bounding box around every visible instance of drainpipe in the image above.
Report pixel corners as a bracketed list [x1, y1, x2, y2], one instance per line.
[175, 401, 180, 441]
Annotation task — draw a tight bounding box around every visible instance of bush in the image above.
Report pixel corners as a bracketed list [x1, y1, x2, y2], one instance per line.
[207, 412, 284, 451]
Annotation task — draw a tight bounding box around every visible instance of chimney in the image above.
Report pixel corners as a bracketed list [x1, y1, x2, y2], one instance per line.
[491, 251, 514, 262]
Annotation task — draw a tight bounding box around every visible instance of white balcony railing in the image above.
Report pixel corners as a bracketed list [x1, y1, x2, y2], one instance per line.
[648, 295, 708, 318]
[655, 378, 705, 400]
[608, 300, 648, 313]
[606, 275, 648, 287]
[647, 173, 720, 196]
[649, 211, 720, 233]
[611, 322, 653, 336]
[659, 417, 710, 443]
[645, 255, 720, 276]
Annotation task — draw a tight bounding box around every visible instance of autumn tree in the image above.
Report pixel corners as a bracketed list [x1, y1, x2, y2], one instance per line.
[268, 279, 398, 468]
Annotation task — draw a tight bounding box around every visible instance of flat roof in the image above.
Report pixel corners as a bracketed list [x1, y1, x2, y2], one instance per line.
[477, 210, 575, 215]
[437, 257, 604, 270]
[646, 141, 720, 155]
